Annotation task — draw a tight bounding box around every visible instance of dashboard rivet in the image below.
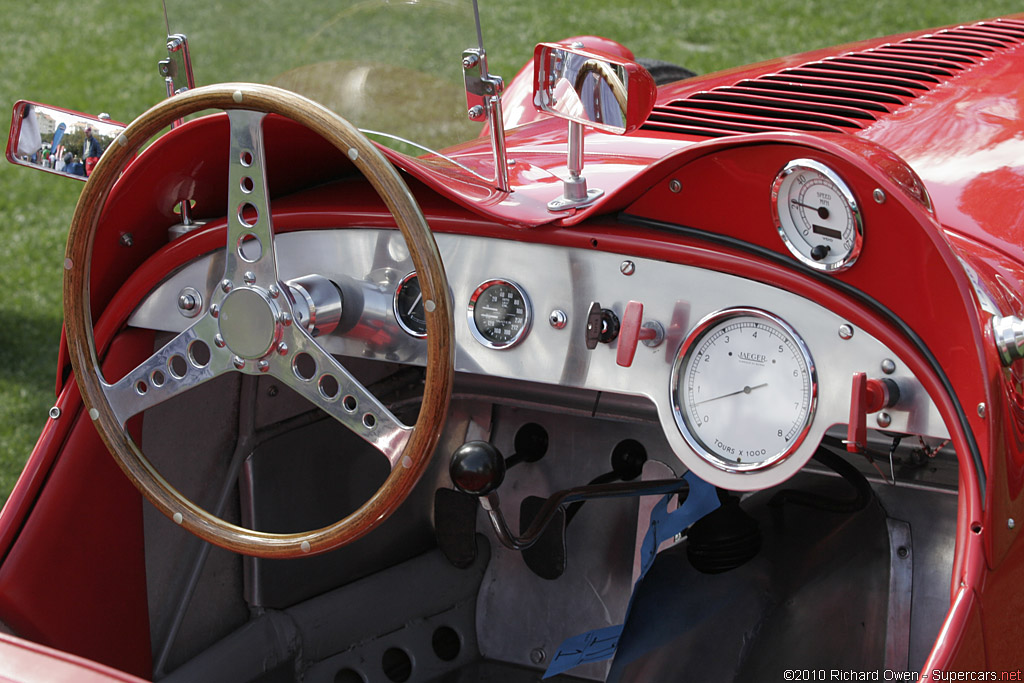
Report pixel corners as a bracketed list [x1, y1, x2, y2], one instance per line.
[48, 406, 61, 420]
[244, 271, 256, 285]
[530, 648, 546, 664]
[549, 310, 568, 329]
[1009, 518, 1016, 530]
[838, 324, 854, 340]
[977, 402, 987, 418]
[277, 342, 288, 355]
[873, 188, 886, 204]
[280, 312, 292, 326]
[269, 284, 280, 298]
[669, 179, 682, 193]
[876, 412, 892, 428]
[221, 279, 233, 293]
[881, 358, 896, 374]
[257, 360, 270, 373]
[214, 334, 226, 348]
[210, 303, 220, 318]
[232, 356, 245, 369]
[620, 260, 636, 276]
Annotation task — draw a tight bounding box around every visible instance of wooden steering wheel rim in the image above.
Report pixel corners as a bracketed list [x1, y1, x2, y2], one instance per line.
[63, 83, 454, 558]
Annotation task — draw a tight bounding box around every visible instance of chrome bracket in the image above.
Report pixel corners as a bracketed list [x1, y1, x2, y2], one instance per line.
[159, 33, 200, 238]
[158, 34, 195, 99]
[547, 120, 603, 212]
[463, 48, 510, 193]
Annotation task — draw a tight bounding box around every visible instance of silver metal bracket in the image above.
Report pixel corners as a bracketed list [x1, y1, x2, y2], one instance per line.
[548, 120, 603, 212]
[463, 48, 510, 193]
[158, 34, 195, 98]
[159, 33, 200, 237]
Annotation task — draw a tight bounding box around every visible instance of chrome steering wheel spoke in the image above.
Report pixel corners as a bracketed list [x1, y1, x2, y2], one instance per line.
[102, 314, 233, 426]
[219, 110, 281, 294]
[269, 324, 413, 467]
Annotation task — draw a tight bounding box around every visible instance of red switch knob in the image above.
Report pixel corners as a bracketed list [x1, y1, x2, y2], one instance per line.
[617, 301, 658, 367]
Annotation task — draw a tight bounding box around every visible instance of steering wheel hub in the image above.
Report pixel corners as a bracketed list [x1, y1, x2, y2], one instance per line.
[218, 287, 280, 359]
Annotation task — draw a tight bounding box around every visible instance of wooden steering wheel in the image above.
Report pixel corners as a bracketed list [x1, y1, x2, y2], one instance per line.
[63, 84, 454, 558]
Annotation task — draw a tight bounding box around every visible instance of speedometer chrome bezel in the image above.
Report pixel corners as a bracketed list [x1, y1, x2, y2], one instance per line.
[670, 307, 817, 474]
[771, 158, 863, 273]
[467, 278, 532, 350]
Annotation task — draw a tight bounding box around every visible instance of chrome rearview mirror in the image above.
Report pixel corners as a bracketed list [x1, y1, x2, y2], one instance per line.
[532, 43, 656, 211]
[6, 101, 126, 181]
[533, 43, 655, 135]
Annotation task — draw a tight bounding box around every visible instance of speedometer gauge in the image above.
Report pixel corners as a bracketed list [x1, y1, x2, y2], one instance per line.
[671, 308, 816, 473]
[468, 279, 531, 349]
[772, 159, 863, 272]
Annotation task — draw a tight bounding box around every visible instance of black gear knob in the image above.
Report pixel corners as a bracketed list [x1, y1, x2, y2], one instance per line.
[450, 441, 506, 496]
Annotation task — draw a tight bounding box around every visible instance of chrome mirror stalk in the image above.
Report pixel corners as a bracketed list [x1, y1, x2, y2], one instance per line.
[159, 33, 203, 238]
[463, 47, 510, 193]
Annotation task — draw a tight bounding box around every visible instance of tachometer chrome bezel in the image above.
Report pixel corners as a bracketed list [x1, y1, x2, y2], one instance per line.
[670, 307, 817, 474]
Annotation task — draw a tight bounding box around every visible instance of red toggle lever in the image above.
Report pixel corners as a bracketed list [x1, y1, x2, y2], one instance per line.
[617, 301, 658, 367]
[846, 372, 898, 453]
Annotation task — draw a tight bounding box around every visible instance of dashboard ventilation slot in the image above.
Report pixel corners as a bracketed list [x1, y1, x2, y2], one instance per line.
[642, 19, 1024, 139]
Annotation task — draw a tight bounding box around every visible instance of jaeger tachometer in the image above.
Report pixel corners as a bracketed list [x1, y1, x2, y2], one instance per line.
[671, 308, 816, 473]
[772, 159, 863, 272]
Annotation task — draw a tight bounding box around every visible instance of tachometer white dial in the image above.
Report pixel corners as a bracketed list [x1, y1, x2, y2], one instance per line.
[671, 308, 816, 472]
[772, 159, 862, 272]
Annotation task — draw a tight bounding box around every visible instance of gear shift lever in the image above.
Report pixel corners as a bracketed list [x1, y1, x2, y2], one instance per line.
[449, 441, 690, 551]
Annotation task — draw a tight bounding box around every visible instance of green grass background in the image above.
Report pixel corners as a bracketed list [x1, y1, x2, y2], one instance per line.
[1, 0, 1020, 504]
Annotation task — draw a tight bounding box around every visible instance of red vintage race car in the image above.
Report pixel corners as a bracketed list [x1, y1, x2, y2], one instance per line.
[4, 1, 1024, 681]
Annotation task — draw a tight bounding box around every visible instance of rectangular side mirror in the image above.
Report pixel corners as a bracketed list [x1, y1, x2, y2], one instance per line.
[7, 101, 126, 181]
[532, 43, 656, 135]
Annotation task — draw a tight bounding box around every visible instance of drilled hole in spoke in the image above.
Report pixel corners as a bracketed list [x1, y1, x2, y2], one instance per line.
[240, 176, 254, 194]
[319, 374, 340, 400]
[238, 232, 262, 262]
[293, 352, 317, 381]
[237, 202, 259, 229]
[362, 413, 377, 429]
[169, 354, 188, 379]
[135, 380, 148, 395]
[343, 395, 357, 412]
[151, 370, 166, 387]
[240, 150, 254, 167]
[189, 340, 211, 368]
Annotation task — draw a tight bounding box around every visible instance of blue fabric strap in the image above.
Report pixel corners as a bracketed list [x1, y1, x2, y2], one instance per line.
[543, 471, 719, 678]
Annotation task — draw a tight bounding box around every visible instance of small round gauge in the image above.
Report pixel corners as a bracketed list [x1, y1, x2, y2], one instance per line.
[671, 308, 816, 473]
[394, 271, 427, 338]
[772, 159, 863, 272]
[468, 279, 531, 349]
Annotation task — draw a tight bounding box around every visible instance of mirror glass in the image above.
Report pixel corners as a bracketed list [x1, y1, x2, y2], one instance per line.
[7, 101, 126, 180]
[533, 44, 654, 135]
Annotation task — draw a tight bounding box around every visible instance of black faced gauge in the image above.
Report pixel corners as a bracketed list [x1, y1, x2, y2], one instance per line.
[772, 159, 863, 272]
[468, 279, 531, 349]
[394, 271, 427, 338]
[671, 308, 817, 473]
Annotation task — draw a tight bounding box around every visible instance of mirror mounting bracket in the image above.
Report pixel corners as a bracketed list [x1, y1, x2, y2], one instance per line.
[159, 33, 202, 238]
[547, 120, 603, 211]
[463, 47, 510, 194]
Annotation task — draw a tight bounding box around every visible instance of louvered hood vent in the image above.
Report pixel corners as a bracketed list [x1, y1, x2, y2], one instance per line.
[642, 19, 1024, 138]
